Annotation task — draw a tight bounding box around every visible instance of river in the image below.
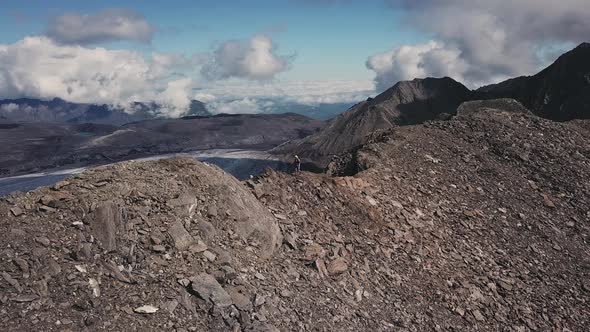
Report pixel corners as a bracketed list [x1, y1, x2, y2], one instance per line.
[0, 149, 285, 196]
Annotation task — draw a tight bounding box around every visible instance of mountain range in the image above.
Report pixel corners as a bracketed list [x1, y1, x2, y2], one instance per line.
[0, 98, 212, 126]
[0, 43, 588, 177]
[0, 96, 355, 125]
[274, 42, 590, 164]
[0, 113, 322, 177]
[479, 42, 590, 121]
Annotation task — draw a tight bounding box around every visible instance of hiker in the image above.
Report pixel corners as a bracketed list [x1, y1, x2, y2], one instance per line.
[293, 155, 301, 173]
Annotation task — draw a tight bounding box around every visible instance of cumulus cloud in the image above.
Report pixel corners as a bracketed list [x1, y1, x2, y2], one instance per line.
[157, 78, 193, 117]
[0, 37, 191, 116]
[366, 41, 468, 91]
[201, 35, 292, 80]
[0, 103, 19, 112]
[47, 9, 153, 44]
[370, 0, 590, 90]
[207, 98, 264, 114]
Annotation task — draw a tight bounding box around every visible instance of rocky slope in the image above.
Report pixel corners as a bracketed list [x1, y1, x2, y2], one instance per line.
[273, 77, 472, 163]
[1, 99, 588, 331]
[274, 44, 590, 165]
[479, 42, 590, 121]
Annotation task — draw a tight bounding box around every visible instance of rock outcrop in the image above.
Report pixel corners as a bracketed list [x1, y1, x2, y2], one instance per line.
[479, 42, 590, 121]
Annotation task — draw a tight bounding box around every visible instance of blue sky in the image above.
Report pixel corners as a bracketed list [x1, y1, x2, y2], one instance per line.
[0, 0, 425, 81]
[0, 0, 587, 115]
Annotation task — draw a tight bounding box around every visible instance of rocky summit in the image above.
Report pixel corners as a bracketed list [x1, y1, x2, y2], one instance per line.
[273, 77, 472, 164]
[1, 98, 589, 331]
[478, 42, 590, 121]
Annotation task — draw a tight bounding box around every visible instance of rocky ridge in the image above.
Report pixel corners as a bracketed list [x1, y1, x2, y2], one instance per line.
[1, 99, 589, 331]
[273, 77, 472, 163]
[478, 42, 590, 121]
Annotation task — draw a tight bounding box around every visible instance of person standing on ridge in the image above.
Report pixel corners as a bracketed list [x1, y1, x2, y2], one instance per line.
[293, 155, 301, 173]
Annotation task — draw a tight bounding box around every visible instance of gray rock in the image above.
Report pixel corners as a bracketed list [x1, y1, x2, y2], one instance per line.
[134, 305, 159, 314]
[10, 207, 23, 217]
[327, 257, 349, 275]
[472, 309, 485, 322]
[203, 250, 216, 262]
[168, 221, 194, 250]
[11, 294, 39, 302]
[197, 219, 217, 240]
[235, 216, 282, 258]
[35, 237, 50, 247]
[87, 202, 122, 252]
[152, 245, 166, 252]
[163, 300, 179, 313]
[227, 287, 252, 311]
[2, 272, 22, 292]
[190, 273, 233, 307]
[13, 257, 29, 279]
[167, 193, 198, 217]
[207, 204, 218, 217]
[39, 205, 56, 213]
[221, 266, 237, 279]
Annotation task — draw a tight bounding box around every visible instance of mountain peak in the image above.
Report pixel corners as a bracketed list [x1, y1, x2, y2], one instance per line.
[480, 42, 590, 121]
[273, 76, 472, 161]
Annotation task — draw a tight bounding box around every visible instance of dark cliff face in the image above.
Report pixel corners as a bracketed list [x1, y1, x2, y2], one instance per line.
[479, 42, 590, 121]
[274, 77, 473, 161]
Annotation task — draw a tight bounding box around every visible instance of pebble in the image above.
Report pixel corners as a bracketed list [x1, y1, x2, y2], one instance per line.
[203, 250, 217, 262]
[134, 305, 159, 314]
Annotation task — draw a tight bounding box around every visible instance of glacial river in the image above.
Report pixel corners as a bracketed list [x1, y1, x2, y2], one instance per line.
[0, 149, 285, 196]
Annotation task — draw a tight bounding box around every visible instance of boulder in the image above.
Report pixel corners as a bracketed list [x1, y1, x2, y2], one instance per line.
[168, 221, 194, 250]
[87, 202, 122, 252]
[190, 273, 233, 308]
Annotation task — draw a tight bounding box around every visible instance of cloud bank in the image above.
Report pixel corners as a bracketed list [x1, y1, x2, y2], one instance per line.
[196, 79, 373, 115]
[0, 37, 190, 116]
[0, 36, 369, 117]
[47, 9, 154, 45]
[201, 35, 292, 80]
[369, 0, 590, 90]
[367, 41, 468, 92]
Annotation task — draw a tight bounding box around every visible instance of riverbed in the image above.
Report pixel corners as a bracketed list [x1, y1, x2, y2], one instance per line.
[0, 149, 285, 196]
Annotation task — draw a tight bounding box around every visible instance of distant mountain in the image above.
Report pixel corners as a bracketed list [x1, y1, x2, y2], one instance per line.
[187, 100, 212, 117]
[66, 103, 156, 125]
[274, 43, 590, 165]
[0, 98, 212, 126]
[274, 77, 472, 162]
[249, 98, 356, 120]
[0, 97, 87, 123]
[0, 112, 322, 176]
[479, 42, 590, 121]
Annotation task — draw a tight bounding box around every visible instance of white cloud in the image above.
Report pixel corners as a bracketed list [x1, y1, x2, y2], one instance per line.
[0, 103, 19, 112]
[193, 92, 217, 103]
[199, 80, 374, 116]
[366, 41, 468, 91]
[157, 78, 193, 117]
[371, 0, 590, 90]
[0, 37, 191, 117]
[194, 79, 374, 105]
[201, 35, 292, 80]
[208, 98, 263, 114]
[47, 9, 153, 45]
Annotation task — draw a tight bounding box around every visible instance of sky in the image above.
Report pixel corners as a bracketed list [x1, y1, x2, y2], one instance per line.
[0, 0, 588, 116]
